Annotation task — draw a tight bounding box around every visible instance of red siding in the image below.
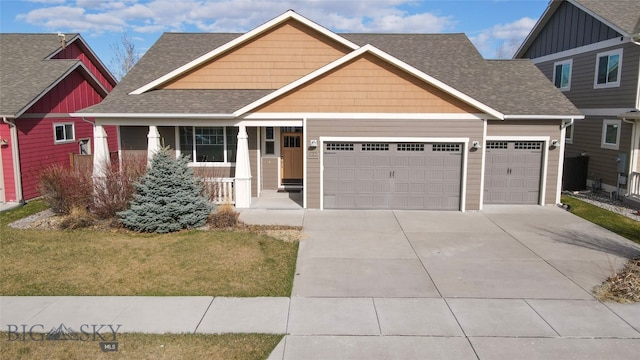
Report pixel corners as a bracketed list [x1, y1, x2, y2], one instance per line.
[52, 42, 115, 91]
[1, 123, 16, 202]
[16, 69, 118, 200]
[26, 70, 104, 114]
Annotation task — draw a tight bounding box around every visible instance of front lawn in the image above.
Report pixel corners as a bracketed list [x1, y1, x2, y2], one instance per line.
[0, 333, 282, 360]
[561, 195, 640, 244]
[0, 201, 298, 296]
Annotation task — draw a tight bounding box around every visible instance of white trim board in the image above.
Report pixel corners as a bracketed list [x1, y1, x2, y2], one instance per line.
[241, 113, 489, 120]
[528, 38, 628, 64]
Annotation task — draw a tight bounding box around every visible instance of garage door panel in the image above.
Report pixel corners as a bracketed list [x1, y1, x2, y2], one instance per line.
[484, 141, 542, 205]
[324, 142, 461, 210]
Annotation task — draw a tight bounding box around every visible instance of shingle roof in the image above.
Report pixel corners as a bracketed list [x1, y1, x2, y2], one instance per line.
[82, 31, 580, 117]
[0, 34, 82, 117]
[574, 0, 640, 35]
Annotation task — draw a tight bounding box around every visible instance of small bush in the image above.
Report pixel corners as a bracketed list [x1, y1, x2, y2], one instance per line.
[208, 204, 240, 229]
[92, 153, 147, 219]
[60, 206, 96, 230]
[38, 165, 92, 214]
[118, 148, 213, 233]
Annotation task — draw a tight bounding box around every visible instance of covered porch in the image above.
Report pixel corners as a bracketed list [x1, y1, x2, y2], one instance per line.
[91, 120, 305, 209]
[621, 112, 640, 208]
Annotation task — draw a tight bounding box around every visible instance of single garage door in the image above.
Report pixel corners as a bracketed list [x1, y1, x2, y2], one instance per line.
[484, 141, 542, 204]
[323, 142, 462, 210]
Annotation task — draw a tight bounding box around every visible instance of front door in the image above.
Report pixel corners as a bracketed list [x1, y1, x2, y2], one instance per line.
[281, 132, 303, 181]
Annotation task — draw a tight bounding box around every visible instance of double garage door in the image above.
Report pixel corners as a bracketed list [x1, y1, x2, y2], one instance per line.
[323, 142, 462, 210]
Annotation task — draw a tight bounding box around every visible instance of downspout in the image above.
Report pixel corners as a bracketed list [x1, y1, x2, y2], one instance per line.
[2, 116, 24, 204]
[557, 118, 575, 204]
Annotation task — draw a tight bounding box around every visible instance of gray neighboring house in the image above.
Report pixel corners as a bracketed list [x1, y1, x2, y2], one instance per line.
[75, 10, 582, 211]
[515, 0, 640, 207]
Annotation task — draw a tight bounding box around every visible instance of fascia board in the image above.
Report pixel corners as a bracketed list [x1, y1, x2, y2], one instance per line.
[129, 10, 360, 95]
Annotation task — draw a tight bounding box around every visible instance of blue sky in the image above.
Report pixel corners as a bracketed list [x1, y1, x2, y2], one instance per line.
[0, 0, 549, 74]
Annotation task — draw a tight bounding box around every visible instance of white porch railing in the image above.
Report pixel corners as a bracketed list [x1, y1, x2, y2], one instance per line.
[629, 172, 640, 200]
[203, 178, 235, 204]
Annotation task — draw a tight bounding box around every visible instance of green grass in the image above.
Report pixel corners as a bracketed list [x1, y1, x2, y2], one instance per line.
[562, 195, 640, 244]
[0, 333, 282, 360]
[0, 201, 299, 296]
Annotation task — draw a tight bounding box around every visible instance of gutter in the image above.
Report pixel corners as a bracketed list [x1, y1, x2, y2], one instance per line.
[2, 116, 24, 204]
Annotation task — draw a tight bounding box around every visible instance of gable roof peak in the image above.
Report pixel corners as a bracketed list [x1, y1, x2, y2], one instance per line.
[130, 10, 360, 95]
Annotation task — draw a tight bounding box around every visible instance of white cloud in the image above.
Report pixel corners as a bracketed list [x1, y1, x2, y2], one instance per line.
[16, 0, 454, 35]
[470, 17, 536, 58]
[26, 0, 66, 4]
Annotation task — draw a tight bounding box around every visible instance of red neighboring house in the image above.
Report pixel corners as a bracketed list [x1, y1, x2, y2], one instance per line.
[0, 33, 118, 203]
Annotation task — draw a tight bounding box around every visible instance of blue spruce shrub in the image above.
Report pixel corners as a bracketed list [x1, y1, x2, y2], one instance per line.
[118, 148, 214, 233]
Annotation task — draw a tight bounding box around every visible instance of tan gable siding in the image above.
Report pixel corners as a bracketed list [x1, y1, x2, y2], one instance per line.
[305, 119, 483, 210]
[162, 20, 351, 90]
[256, 54, 479, 114]
[487, 120, 564, 205]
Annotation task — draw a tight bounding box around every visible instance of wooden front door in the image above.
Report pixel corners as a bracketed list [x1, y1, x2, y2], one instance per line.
[281, 132, 303, 180]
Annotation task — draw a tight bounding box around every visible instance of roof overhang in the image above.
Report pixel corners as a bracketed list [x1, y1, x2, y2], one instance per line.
[47, 34, 118, 86]
[70, 112, 234, 119]
[502, 114, 584, 120]
[234, 44, 505, 120]
[129, 10, 360, 95]
[619, 111, 640, 120]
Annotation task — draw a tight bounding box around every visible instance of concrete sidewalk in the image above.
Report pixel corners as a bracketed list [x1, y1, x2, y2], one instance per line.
[1, 295, 639, 359]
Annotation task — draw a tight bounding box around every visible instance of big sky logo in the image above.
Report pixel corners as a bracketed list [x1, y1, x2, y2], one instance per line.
[6, 323, 121, 352]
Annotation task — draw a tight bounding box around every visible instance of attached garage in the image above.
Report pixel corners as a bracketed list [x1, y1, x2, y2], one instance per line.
[484, 141, 543, 204]
[323, 141, 463, 210]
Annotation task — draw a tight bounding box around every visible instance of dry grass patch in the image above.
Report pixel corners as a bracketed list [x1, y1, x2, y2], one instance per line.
[1, 201, 298, 297]
[0, 333, 282, 360]
[594, 258, 640, 303]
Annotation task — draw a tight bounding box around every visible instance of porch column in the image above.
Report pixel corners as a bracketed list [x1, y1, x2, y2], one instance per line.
[92, 124, 109, 179]
[147, 125, 161, 166]
[235, 125, 252, 208]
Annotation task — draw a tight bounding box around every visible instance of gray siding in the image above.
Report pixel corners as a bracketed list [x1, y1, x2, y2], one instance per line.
[248, 127, 258, 195]
[261, 158, 279, 190]
[487, 120, 564, 205]
[523, 1, 621, 59]
[535, 43, 639, 109]
[306, 119, 483, 210]
[565, 116, 633, 188]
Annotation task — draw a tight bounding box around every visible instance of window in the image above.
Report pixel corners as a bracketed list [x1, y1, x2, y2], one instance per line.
[553, 59, 572, 91]
[564, 124, 573, 144]
[178, 126, 238, 163]
[601, 119, 621, 150]
[594, 49, 622, 89]
[264, 127, 275, 155]
[54, 123, 74, 143]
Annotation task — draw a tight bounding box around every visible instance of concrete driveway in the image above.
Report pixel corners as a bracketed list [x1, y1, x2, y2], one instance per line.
[270, 205, 640, 360]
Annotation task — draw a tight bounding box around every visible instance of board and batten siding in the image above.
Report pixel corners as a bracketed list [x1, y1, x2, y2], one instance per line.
[162, 20, 351, 90]
[487, 120, 563, 205]
[256, 54, 479, 114]
[564, 116, 633, 188]
[522, 1, 621, 59]
[534, 42, 639, 109]
[52, 41, 115, 92]
[305, 119, 483, 210]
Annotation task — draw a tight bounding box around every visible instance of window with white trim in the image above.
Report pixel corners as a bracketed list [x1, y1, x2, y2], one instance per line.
[564, 124, 573, 144]
[54, 123, 74, 143]
[594, 49, 622, 89]
[178, 126, 238, 163]
[553, 59, 572, 91]
[264, 127, 275, 155]
[601, 119, 621, 150]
